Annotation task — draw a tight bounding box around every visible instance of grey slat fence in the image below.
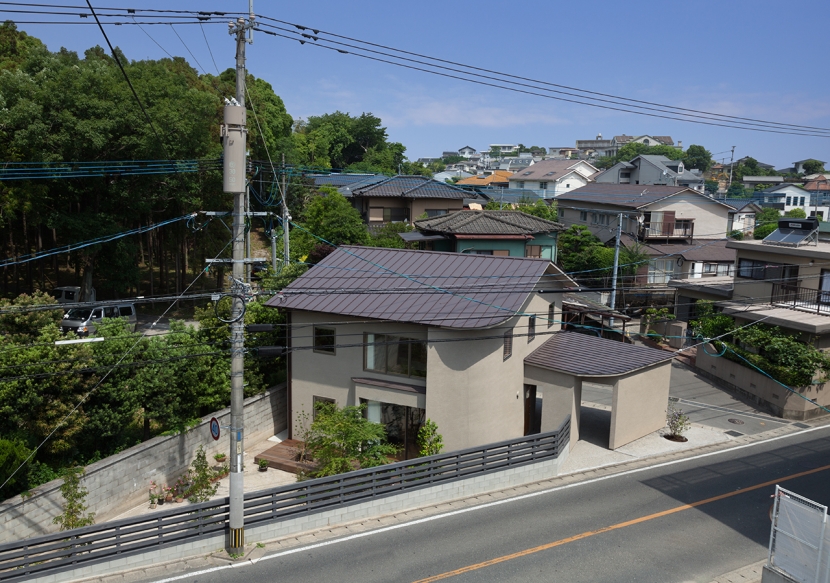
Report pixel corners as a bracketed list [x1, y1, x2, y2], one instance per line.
[0, 417, 569, 582]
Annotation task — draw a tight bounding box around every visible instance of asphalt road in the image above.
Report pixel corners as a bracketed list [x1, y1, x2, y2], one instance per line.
[153, 425, 830, 583]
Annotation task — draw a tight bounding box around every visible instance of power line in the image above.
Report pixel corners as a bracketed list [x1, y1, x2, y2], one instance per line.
[255, 15, 830, 135]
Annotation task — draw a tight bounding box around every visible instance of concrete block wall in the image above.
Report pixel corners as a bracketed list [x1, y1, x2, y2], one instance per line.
[696, 350, 830, 420]
[27, 444, 568, 583]
[0, 384, 286, 544]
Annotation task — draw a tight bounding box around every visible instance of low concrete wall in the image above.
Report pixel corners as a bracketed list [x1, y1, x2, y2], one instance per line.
[0, 384, 286, 544]
[29, 444, 569, 583]
[695, 350, 829, 420]
[761, 565, 797, 583]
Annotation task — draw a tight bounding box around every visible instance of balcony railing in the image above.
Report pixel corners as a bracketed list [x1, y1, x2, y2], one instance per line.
[771, 282, 830, 315]
[641, 221, 694, 240]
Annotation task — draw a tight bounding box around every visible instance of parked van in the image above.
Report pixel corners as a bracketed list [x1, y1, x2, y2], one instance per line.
[61, 303, 137, 337]
[50, 286, 96, 304]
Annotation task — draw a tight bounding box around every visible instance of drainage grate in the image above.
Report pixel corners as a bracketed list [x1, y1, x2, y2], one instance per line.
[793, 422, 810, 429]
[725, 430, 744, 437]
[727, 418, 745, 425]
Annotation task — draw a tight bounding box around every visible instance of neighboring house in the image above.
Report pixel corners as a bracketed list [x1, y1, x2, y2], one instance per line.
[312, 173, 386, 189]
[635, 239, 735, 287]
[742, 176, 784, 188]
[490, 144, 519, 155]
[458, 146, 477, 158]
[793, 160, 827, 175]
[594, 155, 705, 192]
[751, 183, 830, 219]
[417, 157, 442, 166]
[731, 156, 775, 171]
[340, 175, 481, 224]
[432, 170, 473, 183]
[804, 175, 830, 206]
[549, 146, 581, 159]
[575, 134, 614, 158]
[607, 135, 678, 157]
[556, 184, 736, 245]
[721, 199, 761, 236]
[499, 157, 535, 172]
[403, 210, 565, 262]
[670, 218, 830, 419]
[456, 170, 513, 188]
[507, 159, 598, 197]
[266, 246, 674, 455]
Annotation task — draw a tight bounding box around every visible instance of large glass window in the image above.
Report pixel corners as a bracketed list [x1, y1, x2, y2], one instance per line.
[364, 333, 427, 378]
[647, 258, 676, 284]
[737, 259, 797, 282]
[361, 399, 425, 460]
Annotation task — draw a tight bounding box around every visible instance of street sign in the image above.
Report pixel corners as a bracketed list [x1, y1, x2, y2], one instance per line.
[209, 417, 220, 441]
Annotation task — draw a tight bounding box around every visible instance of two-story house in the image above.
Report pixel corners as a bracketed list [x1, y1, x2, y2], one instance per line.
[339, 175, 482, 224]
[402, 210, 565, 262]
[266, 246, 674, 456]
[507, 159, 598, 197]
[556, 184, 736, 244]
[594, 155, 705, 192]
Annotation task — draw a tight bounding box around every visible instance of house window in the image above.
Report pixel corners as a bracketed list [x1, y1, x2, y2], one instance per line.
[503, 330, 513, 361]
[384, 208, 409, 223]
[312, 395, 336, 420]
[800, 197, 806, 206]
[361, 398, 425, 461]
[364, 333, 427, 378]
[566, 183, 571, 188]
[368, 207, 384, 222]
[517, 181, 525, 188]
[548, 303, 555, 328]
[737, 259, 797, 281]
[703, 263, 718, 274]
[525, 245, 542, 258]
[539, 182, 548, 190]
[647, 258, 676, 284]
[528, 315, 536, 342]
[579, 211, 587, 222]
[313, 327, 336, 354]
[426, 209, 448, 217]
[786, 197, 792, 206]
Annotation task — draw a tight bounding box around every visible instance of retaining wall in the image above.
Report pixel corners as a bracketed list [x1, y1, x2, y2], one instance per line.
[0, 384, 286, 544]
[695, 350, 829, 420]
[28, 444, 568, 583]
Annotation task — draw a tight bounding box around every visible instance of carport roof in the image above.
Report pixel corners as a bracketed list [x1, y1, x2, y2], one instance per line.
[525, 332, 674, 377]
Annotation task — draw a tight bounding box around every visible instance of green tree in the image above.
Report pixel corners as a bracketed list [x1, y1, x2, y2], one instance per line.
[52, 467, 94, 530]
[801, 159, 825, 175]
[417, 419, 444, 457]
[684, 145, 713, 172]
[296, 187, 368, 255]
[556, 225, 605, 272]
[704, 180, 719, 195]
[370, 222, 413, 248]
[614, 143, 684, 164]
[785, 208, 807, 218]
[727, 182, 749, 197]
[304, 401, 397, 478]
[0, 439, 31, 498]
[754, 207, 781, 239]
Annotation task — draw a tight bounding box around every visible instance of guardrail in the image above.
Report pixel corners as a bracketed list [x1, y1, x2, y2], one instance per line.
[0, 417, 569, 582]
[771, 282, 830, 315]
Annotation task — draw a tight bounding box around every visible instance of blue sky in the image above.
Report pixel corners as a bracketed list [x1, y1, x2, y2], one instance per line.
[10, 0, 830, 168]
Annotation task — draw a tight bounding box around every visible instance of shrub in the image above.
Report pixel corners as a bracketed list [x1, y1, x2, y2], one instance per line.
[52, 467, 95, 531]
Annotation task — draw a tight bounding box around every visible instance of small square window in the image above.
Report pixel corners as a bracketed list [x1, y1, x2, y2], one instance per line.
[579, 211, 587, 222]
[313, 327, 336, 354]
[503, 330, 513, 361]
[539, 182, 548, 190]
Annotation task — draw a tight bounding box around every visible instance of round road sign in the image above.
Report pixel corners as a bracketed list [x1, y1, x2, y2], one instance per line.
[209, 417, 221, 441]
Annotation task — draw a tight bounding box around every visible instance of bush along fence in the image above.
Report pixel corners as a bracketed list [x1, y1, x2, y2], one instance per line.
[0, 418, 570, 582]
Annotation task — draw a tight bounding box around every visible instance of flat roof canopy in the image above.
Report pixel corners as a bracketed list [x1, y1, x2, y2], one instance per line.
[525, 332, 674, 377]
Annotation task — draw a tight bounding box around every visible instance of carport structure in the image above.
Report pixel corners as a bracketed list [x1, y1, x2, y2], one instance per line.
[524, 332, 674, 450]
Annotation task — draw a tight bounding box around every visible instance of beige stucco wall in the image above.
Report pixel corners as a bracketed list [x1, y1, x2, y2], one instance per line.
[288, 283, 563, 452]
[730, 245, 825, 301]
[411, 198, 465, 221]
[523, 365, 580, 446]
[289, 312, 427, 436]
[647, 197, 731, 240]
[604, 361, 672, 449]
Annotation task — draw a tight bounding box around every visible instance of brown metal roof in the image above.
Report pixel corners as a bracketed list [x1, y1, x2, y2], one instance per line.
[266, 246, 551, 329]
[644, 240, 735, 263]
[414, 210, 564, 236]
[524, 332, 674, 377]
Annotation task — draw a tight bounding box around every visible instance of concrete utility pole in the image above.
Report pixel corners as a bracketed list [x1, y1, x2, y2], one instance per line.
[224, 9, 254, 554]
[282, 153, 290, 269]
[728, 146, 736, 188]
[608, 212, 623, 327]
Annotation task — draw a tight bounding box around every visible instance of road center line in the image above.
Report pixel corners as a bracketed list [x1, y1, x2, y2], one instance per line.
[411, 463, 830, 582]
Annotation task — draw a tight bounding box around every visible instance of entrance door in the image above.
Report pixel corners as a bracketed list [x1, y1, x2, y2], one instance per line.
[524, 384, 540, 435]
[820, 270, 830, 305]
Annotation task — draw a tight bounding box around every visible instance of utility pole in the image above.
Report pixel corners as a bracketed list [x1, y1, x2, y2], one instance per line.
[224, 8, 254, 555]
[728, 146, 736, 189]
[608, 212, 623, 328]
[282, 153, 290, 269]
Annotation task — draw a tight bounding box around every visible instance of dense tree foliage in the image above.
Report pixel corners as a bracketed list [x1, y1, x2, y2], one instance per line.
[802, 159, 825, 175]
[753, 207, 782, 239]
[683, 145, 713, 172]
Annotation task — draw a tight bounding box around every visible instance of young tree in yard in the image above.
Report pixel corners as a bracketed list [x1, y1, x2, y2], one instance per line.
[296, 187, 368, 255]
[53, 467, 94, 530]
[754, 207, 782, 239]
[304, 402, 397, 479]
[417, 420, 444, 457]
[785, 208, 807, 218]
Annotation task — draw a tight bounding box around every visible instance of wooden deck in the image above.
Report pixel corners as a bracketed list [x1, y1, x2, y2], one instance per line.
[254, 439, 317, 475]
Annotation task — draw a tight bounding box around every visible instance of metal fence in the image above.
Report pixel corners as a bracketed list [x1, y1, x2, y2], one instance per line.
[768, 485, 830, 583]
[0, 418, 569, 582]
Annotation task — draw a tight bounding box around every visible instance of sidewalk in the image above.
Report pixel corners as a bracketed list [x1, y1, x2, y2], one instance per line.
[709, 559, 766, 583]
